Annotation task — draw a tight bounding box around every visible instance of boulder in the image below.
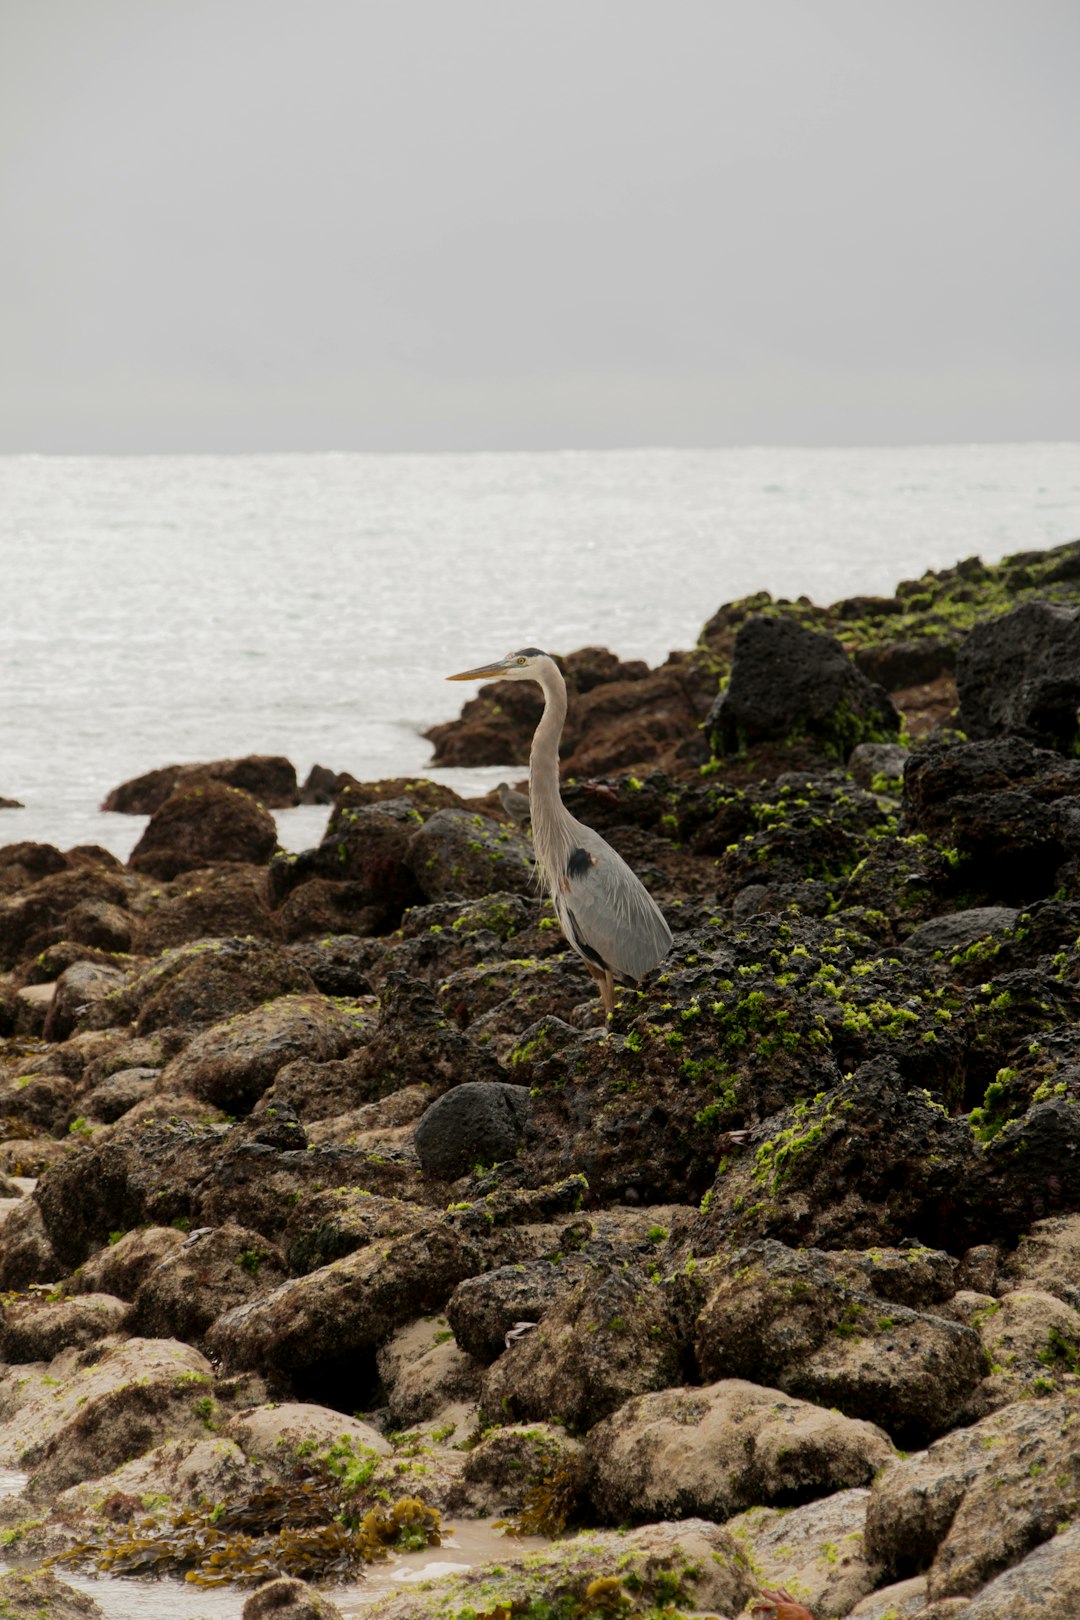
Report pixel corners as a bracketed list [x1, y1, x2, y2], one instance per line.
[375, 1315, 483, 1428]
[128, 780, 278, 879]
[0, 1292, 130, 1362]
[0, 1569, 105, 1619]
[161, 993, 368, 1113]
[205, 1224, 475, 1389]
[957, 600, 1080, 750]
[446, 1256, 589, 1364]
[901, 905, 1019, 958]
[0, 865, 131, 971]
[133, 863, 281, 951]
[372, 1519, 755, 1620]
[694, 1240, 987, 1445]
[957, 1519, 1080, 1619]
[848, 739, 909, 790]
[43, 958, 129, 1041]
[724, 1488, 878, 1618]
[585, 1378, 893, 1525]
[91, 936, 317, 1036]
[0, 1335, 216, 1499]
[865, 1391, 1080, 1599]
[223, 1401, 391, 1479]
[81, 1066, 161, 1123]
[903, 735, 1080, 904]
[63, 898, 134, 952]
[957, 1287, 1080, 1410]
[130, 1222, 289, 1341]
[77, 1224, 186, 1298]
[103, 754, 299, 814]
[242, 1580, 345, 1620]
[405, 808, 534, 901]
[0, 1198, 61, 1289]
[0, 840, 68, 896]
[413, 1081, 531, 1179]
[266, 797, 423, 931]
[479, 1265, 689, 1434]
[707, 615, 900, 760]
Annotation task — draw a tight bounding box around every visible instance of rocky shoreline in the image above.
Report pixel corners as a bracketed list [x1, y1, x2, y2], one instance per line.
[3, 538, 1080, 1619]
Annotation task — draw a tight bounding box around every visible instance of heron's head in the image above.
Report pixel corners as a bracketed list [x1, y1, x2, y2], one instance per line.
[446, 647, 550, 683]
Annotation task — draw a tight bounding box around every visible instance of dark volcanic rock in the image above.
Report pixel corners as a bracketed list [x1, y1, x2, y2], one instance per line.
[903, 735, 1080, 903]
[707, 616, 900, 760]
[103, 754, 299, 814]
[266, 798, 423, 931]
[128, 781, 278, 879]
[413, 1081, 532, 1179]
[957, 600, 1080, 750]
[405, 808, 534, 902]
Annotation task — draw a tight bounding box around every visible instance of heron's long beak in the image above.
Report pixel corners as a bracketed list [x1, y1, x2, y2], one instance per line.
[446, 661, 509, 681]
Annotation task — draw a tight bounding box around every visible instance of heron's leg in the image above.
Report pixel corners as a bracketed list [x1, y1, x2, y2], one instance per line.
[583, 961, 616, 1019]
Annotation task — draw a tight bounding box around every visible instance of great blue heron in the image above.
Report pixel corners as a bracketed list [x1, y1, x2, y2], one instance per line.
[448, 648, 672, 1016]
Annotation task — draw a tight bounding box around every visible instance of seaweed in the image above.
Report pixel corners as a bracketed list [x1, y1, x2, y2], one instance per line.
[51, 1472, 440, 1588]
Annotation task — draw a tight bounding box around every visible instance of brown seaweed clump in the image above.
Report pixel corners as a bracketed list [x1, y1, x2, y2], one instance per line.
[51, 1473, 440, 1588]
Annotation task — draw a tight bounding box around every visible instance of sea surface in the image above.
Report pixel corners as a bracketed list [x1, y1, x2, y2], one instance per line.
[2, 444, 1080, 861]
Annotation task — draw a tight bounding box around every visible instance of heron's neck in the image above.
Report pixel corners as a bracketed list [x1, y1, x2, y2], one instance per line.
[529, 661, 570, 881]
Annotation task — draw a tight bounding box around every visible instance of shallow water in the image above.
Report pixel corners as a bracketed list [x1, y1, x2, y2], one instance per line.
[1, 1511, 538, 1619]
[2, 445, 1079, 857]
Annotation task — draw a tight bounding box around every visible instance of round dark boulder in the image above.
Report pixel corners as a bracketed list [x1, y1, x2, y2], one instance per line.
[414, 1081, 532, 1179]
[128, 780, 278, 878]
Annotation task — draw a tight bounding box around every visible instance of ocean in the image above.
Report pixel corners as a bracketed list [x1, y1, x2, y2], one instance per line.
[2, 444, 1079, 861]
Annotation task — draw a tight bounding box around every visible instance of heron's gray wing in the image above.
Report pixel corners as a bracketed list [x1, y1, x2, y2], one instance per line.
[559, 829, 672, 983]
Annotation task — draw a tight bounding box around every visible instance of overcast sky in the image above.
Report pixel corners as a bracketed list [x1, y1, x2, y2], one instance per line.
[1, 0, 1077, 451]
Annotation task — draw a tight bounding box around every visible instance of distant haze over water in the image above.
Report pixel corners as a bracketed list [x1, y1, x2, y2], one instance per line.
[2, 444, 1079, 860]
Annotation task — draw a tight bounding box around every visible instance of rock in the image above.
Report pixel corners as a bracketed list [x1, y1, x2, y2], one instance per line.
[0, 1068, 75, 1133]
[959, 1287, 1080, 1410]
[372, 1519, 755, 1620]
[414, 1081, 532, 1179]
[0, 1335, 216, 1499]
[585, 1378, 893, 1526]
[0, 1568, 105, 1619]
[267, 798, 424, 936]
[0, 1198, 61, 1288]
[162, 993, 367, 1113]
[0, 1292, 130, 1362]
[460, 1421, 583, 1506]
[54, 1430, 266, 1523]
[848, 739, 909, 790]
[1003, 1214, 1080, 1309]
[103, 754, 300, 814]
[223, 1402, 391, 1479]
[724, 1488, 878, 1618]
[205, 1225, 475, 1394]
[903, 735, 1080, 904]
[133, 863, 281, 951]
[130, 1222, 289, 1341]
[848, 1579, 930, 1619]
[128, 780, 278, 879]
[446, 1257, 586, 1364]
[77, 1224, 186, 1298]
[43, 959, 129, 1041]
[957, 1518, 1080, 1618]
[405, 808, 534, 901]
[63, 898, 134, 952]
[94, 936, 317, 1036]
[901, 905, 1019, 957]
[0, 865, 131, 970]
[299, 764, 345, 804]
[376, 1315, 483, 1428]
[0, 840, 68, 896]
[957, 600, 1080, 751]
[479, 1265, 690, 1434]
[708, 616, 900, 760]
[865, 1391, 1080, 1599]
[282, 1187, 433, 1274]
[242, 1579, 345, 1620]
[693, 1239, 987, 1445]
[0, 795, 25, 809]
[81, 1066, 160, 1122]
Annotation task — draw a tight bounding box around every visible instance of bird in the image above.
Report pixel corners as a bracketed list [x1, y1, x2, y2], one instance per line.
[447, 647, 672, 1017]
[496, 780, 532, 826]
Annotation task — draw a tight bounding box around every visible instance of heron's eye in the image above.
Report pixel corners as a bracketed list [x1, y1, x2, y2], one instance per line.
[517, 657, 526, 665]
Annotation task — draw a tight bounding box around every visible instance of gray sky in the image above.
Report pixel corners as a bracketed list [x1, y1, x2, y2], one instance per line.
[1, 0, 1077, 450]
